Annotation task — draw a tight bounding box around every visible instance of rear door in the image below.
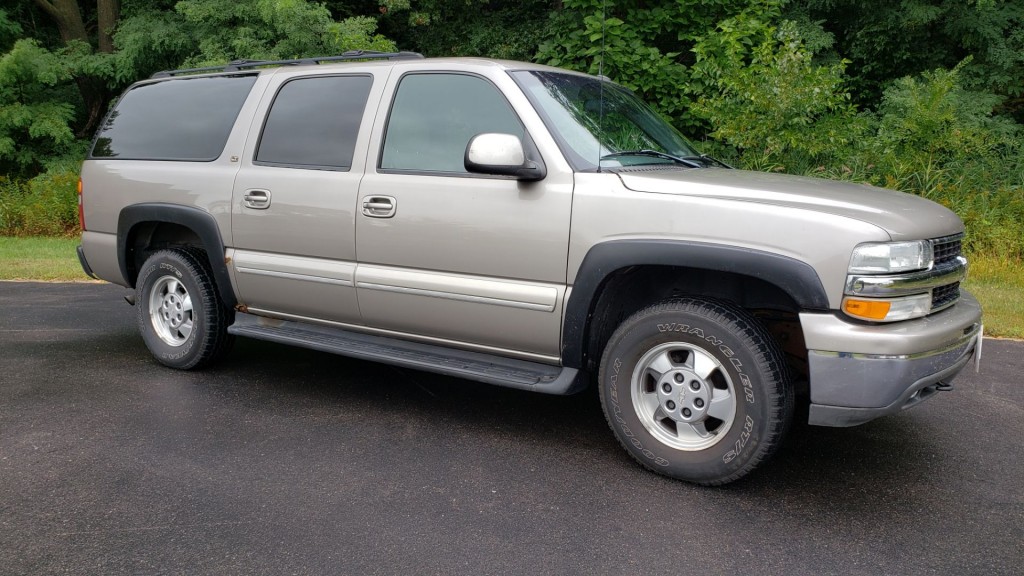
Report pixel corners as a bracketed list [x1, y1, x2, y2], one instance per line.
[229, 71, 382, 324]
[354, 68, 574, 360]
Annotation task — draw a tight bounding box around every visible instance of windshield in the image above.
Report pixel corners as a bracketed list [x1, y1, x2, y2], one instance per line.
[511, 70, 699, 171]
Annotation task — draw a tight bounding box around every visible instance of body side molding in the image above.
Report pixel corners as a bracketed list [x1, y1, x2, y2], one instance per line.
[117, 203, 236, 308]
[561, 239, 830, 368]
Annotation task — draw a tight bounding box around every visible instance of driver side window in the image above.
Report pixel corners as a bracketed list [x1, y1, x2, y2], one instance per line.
[381, 73, 524, 174]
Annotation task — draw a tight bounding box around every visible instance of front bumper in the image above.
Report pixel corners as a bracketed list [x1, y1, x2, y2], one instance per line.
[801, 291, 982, 427]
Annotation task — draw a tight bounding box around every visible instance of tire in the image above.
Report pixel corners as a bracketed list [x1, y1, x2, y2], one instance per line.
[598, 298, 793, 485]
[136, 247, 234, 370]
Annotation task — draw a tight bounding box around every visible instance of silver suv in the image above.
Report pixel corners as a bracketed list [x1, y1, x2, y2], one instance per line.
[77, 52, 982, 485]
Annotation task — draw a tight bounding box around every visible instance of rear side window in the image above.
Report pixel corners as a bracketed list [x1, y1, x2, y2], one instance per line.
[255, 75, 373, 170]
[90, 75, 257, 161]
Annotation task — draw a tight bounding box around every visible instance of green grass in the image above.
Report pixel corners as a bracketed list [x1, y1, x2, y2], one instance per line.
[0, 236, 93, 281]
[1, 236, 1020, 338]
[963, 254, 1024, 340]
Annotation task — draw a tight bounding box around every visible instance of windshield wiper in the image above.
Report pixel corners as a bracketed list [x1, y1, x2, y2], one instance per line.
[677, 154, 732, 169]
[600, 150, 703, 169]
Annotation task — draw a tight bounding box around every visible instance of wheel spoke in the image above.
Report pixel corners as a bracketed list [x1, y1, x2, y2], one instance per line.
[181, 293, 193, 313]
[652, 406, 669, 423]
[645, 351, 675, 379]
[684, 421, 712, 438]
[639, 389, 661, 416]
[706, 389, 734, 421]
[178, 319, 193, 340]
[691, 350, 718, 380]
[167, 279, 180, 296]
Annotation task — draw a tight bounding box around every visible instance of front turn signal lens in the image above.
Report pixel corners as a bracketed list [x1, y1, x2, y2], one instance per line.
[842, 293, 932, 322]
[843, 298, 891, 321]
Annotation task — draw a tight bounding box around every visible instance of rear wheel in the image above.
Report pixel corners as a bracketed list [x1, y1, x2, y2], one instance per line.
[598, 298, 792, 485]
[136, 248, 233, 369]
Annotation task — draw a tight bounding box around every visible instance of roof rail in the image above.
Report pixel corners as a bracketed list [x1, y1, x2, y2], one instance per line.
[151, 50, 425, 79]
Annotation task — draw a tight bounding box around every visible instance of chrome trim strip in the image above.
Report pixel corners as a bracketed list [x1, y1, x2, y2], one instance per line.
[813, 322, 980, 361]
[357, 281, 555, 312]
[242, 307, 561, 364]
[236, 266, 354, 287]
[845, 256, 966, 297]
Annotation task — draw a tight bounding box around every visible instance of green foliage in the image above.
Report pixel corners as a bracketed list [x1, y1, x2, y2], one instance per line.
[873, 61, 1020, 161]
[0, 167, 80, 237]
[0, 39, 84, 175]
[862, 64, 1024, 257]
[109, 9, 195, 83]
[377, 0, 550, 61]
[786, 1, 1024, 120]
[537, 0, 756, 131]
[0, 9, 22, 51]
[690, 15, 866, 171]
[173, 0, 395, 66]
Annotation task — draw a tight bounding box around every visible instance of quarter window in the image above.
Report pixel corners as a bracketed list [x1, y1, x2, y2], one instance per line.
[256, 75, 373, 170]
[381, 74, 524, 173]
[90, 75, 257, 161]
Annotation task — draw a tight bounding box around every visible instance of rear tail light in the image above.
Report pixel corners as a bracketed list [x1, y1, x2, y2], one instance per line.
[77, 178, 85, 231]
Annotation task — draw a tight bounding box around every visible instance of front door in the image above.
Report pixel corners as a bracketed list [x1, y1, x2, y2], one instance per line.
[355, 71, 573, 360]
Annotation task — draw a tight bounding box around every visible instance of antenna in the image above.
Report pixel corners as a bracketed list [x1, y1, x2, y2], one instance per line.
[596, 0, 607, 173]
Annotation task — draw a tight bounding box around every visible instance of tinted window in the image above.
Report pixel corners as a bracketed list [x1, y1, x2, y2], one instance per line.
[256, 75, 373, 170]
[381, 74, 524, 173]
[91, 75, 257, 160]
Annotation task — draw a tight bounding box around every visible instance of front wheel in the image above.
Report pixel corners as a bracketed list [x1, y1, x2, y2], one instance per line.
[136, 248, 234, 370]
[598, 298, 793, 485]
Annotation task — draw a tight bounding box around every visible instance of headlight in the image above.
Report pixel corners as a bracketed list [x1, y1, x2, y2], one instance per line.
[848, 241, 933, 274]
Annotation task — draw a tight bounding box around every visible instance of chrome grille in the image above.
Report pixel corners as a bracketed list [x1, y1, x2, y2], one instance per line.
[929, 233, 964, 312]
[932, 234, 963, 266]
[932, 282, 961, 310]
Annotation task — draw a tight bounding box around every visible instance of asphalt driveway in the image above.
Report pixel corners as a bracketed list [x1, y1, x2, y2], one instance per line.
[1, 282, 1021, 575]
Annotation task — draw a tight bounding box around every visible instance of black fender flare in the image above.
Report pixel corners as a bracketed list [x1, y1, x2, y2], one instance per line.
[561, 239, 830, 368]
[117, 203, 237, 308]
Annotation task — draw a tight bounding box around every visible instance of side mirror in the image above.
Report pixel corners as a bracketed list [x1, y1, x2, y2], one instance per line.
[465, 133, 546, 181]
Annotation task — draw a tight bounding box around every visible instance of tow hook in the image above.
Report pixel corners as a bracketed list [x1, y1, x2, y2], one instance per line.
[935, 382, 954, 392]
[124, 294, 136, 306]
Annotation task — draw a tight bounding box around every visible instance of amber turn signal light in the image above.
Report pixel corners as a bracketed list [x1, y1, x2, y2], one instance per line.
[843, 298, 892, 321]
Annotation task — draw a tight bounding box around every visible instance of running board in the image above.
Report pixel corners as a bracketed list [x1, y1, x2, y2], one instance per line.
[228, 313, 584, 395]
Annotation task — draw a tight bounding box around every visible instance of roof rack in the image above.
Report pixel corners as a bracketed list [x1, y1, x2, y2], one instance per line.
[151, 50, 425, 79]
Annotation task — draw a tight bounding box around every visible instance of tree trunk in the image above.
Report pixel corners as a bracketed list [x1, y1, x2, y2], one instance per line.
[32, 0, 114, 137]
[32, 0, 88, 45]
[97, 0, 120, 54]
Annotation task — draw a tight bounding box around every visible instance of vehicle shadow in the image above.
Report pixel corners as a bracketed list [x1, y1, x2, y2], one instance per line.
[215, 338, 944, 504]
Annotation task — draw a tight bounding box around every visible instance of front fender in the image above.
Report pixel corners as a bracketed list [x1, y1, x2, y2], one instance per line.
[561, 239, 829, 368]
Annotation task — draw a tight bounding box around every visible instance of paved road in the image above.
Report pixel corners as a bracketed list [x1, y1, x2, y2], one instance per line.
[1, 282, 1021, 575]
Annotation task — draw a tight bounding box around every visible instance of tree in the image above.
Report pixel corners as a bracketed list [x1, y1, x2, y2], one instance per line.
[374, 0, 552, 61]
[785, 0, 1024, 120]
[0, 0, 398, 175]
[28, 1, 119, 136]
[536, 0, 778, 134]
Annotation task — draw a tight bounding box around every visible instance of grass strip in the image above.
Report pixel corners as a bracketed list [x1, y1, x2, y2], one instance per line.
[963, 255, 1024, 340]
[0, 236, 92, 282]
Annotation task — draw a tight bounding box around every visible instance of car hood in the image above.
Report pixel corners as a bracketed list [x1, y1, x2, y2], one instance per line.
[616, 168, 963, 241]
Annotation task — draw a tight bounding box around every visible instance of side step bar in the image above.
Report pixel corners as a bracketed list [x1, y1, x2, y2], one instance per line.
[228, 313, 584, 395]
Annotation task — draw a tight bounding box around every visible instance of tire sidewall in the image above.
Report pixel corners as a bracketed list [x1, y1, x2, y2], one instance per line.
[600, 305, 778, 483]
[137, 252, 208, 369]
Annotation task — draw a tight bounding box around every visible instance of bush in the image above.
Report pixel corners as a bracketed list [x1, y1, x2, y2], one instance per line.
[690, 18, 867, 173]
[0, 167, 80, 237]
